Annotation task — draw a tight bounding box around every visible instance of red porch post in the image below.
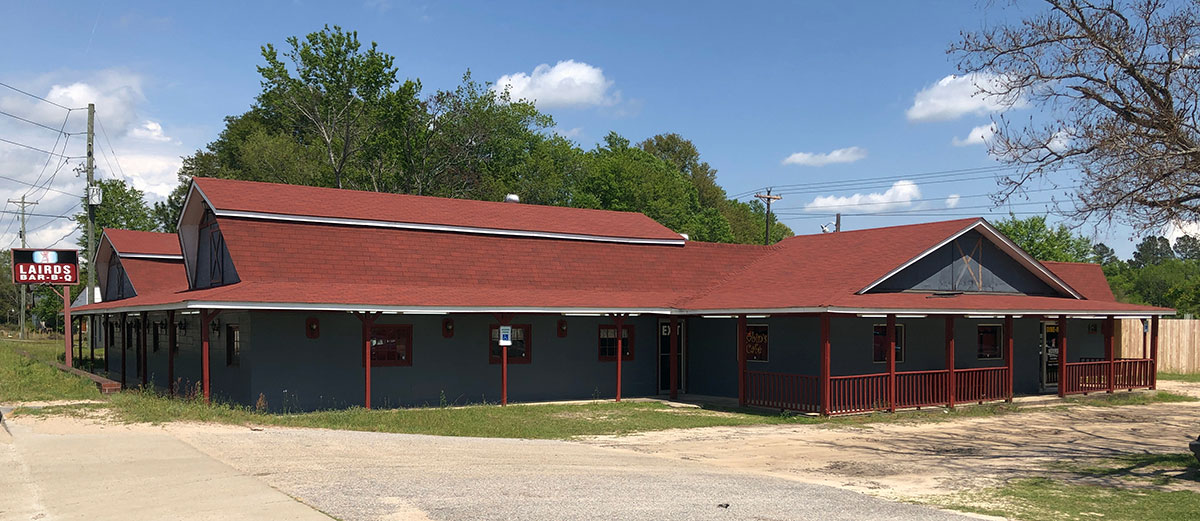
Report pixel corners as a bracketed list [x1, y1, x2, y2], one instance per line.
[615, 315, 625, 402]
[945, 315, 956, 409]
[356, 312, 380, 409]
[200, 309, 222, 403]
[140, 316, 148, 388]
[1150, 315, 1160, 390]
[1104, 316, 1115, 393]
[103, 314, 110, 374]
[669, 316, 679, 400]
[495, 313, 512, 406]
[820, 313, 831, 416]
[62, 286, 72, 368]
[737, 314, 747, 407]
[1057, 316, 1068, 398]
[167, 310, 176, 396]
[886, 314, 896, 413]
[1004, 315, 1014, 402]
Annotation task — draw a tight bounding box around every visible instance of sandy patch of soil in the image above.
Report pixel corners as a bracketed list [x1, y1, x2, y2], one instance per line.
[581, 387, 1200, 501]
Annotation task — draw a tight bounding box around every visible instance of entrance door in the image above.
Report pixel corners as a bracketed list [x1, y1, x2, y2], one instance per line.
[1040, 321, 1060, 391]
[658, 320, 685, 394]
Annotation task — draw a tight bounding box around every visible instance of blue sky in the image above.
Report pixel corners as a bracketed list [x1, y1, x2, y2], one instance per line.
[0, 1, 1166, 256]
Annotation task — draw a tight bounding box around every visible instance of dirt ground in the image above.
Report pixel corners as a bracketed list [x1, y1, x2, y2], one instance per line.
[581, 381, 1200, 502]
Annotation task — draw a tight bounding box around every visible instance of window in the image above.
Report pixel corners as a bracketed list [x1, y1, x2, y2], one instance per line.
[152, 324, 160, 353]
[226, 325, 240, 367]
[367, 324, 413, 367]
[872, 324, 905, 363]
[598, 325, 634, 361]
[489, 324, 531, 364]
[978, 324, 1003, 360]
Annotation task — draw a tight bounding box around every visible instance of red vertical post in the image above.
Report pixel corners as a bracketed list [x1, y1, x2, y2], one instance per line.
[140, 317, 148, 388]
[62, 286, 72, 368]
[1057, 316, 1068, 398]
[103, 315, 110, 374]
[737, 315, 747, 407]
[886, 314, 896, 413]
[669, 316, 679, 400]
[1150, 315, 1159, 390]
[1005, 315, 1014, 402]
[501, 344, 508, 406]
[200, 310, 211, 403]
[167, 310, 176, 396]
[120, 312, 128, 388]
[945, 315, 956, 409]
[615, 315, 625, 402]
[1104, 316, 1115, 394]
[820, 313, 831, 416]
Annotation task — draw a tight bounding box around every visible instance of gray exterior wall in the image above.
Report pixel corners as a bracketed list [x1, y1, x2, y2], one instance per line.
[246, 312, 660, 411]
[193, 221, 240, 289]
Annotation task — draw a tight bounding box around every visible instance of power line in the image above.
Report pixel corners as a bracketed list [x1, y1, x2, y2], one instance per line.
[0, 172, 78, 197]
[0, 207, 80, 220]
[0, 109, 76, 134]
[728, 165, 1019, 199]
[771, 185, 1080, 213]
[96, 116, 127, 179]
[0, 80, 84, 111]
[46, 223, 81, 248]
[0, 136, 84, 159]
[23, 110, 74, 200]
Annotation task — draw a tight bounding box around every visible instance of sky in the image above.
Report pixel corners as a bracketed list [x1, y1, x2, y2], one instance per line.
[0, 0, 1185, 258]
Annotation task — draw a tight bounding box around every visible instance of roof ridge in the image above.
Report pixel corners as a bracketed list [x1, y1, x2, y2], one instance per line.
[670, 241, 792, 307]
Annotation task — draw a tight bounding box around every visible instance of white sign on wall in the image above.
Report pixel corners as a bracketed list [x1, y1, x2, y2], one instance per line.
[499, 325, 513, 346]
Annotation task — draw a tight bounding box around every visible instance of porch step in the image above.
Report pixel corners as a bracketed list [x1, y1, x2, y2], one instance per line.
[14, 349, 122, 394]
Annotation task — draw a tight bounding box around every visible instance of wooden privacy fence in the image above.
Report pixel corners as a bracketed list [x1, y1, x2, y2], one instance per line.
[1117, 318, 1200, 373]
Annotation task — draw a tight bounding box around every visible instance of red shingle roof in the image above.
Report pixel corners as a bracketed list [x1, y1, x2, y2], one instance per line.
[192, 177, 685, 242]
[103, 229, 181, 256]
[1042, 261, 1117, 301]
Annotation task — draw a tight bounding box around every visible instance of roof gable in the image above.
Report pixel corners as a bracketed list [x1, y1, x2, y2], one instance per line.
[857, 219, 1083, 299]
[869, 229, 1062, 296]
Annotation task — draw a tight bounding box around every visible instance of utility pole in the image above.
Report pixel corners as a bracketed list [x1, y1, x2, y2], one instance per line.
[754, 189, 782, 245]
[835, 213, 841, 233]
[86, 103, 96, 305]
[8, 195, 36, 339]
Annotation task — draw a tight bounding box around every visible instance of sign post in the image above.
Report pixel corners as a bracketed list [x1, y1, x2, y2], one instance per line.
[499, 325, 512, 406]
[10, 249, 80, 367]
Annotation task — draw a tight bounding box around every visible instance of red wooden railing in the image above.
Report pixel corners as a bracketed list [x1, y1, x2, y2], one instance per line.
[829, 373, 889, 415]
[895, 370, 949, 409]
[955, 367, 1009, 403]
[744, 371, 820, 413]
[1062, 359, 1154, 394]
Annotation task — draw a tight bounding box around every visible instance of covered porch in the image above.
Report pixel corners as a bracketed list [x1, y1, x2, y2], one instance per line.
[740, 313, 1159, 416]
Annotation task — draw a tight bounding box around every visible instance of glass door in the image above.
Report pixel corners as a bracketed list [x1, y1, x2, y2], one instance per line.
[1041, 321, 1060, 391]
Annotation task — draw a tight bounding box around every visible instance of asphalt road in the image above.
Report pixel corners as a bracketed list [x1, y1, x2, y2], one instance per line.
[169, 425, 977, 521]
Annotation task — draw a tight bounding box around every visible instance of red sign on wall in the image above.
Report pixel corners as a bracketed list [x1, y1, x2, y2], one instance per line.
[11, 249, 79, 285]
[746, 324, 769, 362]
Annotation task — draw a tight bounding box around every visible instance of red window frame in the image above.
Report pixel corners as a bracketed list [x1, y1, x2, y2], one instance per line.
[489, 324, 532, 364]
[598, 324, 634, 361]
[977, 324, 1003, 360]
[363, 324, 413, 367]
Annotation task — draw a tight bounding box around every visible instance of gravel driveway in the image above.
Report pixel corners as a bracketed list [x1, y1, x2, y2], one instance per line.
[166, 423, 975, 521]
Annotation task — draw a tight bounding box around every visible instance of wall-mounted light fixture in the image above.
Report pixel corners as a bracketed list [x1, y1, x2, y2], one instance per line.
[177, 320, 187, 332]
[442, 317, 455, 338]
[557, 319, 568, 338]
[305, 317, 320, 339]
[210, 318, 221, 334]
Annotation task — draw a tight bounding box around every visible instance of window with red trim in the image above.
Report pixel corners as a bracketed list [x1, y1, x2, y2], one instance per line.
[365, 324, 413, 367]
[489, 324, 531, 364]
[977, 324, 1003, 360]
[598, 324, 634, 361]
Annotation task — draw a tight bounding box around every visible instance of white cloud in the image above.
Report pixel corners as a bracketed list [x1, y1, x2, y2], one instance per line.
[493, 60, 618, 109]
[553, 127, 582, 139]
[1163, 221, 1200, 244]
[782, 146, 867, 167]
[952, 123, 997, 147]
[0, 69, 189, 250]
[906, 73, 1026, 122]
[945, 194, 961, 208]
[805, 180, 922, 213]
[129, 120, 173, 143]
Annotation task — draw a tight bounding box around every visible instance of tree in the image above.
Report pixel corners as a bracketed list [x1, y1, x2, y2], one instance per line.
[73, 179, 156, 301]
[258, 25, 398, 188]
[953, 0, 1200, 232]
[1174, 234, 1200, 260]
[1092, 242, 1118, 265]
[992, 214, 1094, 262]
[1129, 236, 1175, 268]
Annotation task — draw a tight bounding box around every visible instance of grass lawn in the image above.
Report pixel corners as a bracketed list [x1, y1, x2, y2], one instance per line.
[0, 339, 100, 402]
[933, 453, 1200, 521]
[1159, 372, 1200, 383]
[1065, 390, 1197, 406]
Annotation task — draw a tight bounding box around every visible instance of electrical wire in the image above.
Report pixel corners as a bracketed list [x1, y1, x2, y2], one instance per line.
[0, 173, 78, 197]
[0, 136, 83, 159]
[0, 81, 84, 111]
[0, 109, 74, 134]
[770, 186, 1079, 213]
[96, 116, 127, 180]
[728, 165, 1021, 200]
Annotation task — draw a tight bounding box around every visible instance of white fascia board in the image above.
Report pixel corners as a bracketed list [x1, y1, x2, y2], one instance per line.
[72, 302, 190, 315]
[825, 307, 1172, 317]
[118, 253, 184, 260]
[184, 301, 676, 315]
[211, 209, 687, 246]
[855, 219, 1084, 300]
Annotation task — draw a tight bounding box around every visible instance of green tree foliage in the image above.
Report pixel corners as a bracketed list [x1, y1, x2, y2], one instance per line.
[992, 215, 1094, 263]
[1129, 236, 1175, 269]
[1174, 235, 1200, 261]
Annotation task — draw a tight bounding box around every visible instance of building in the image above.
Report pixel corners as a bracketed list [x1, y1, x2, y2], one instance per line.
[71, 177, 1172, 415]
